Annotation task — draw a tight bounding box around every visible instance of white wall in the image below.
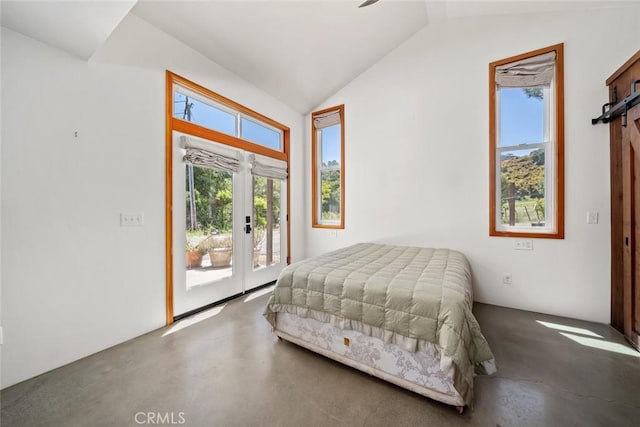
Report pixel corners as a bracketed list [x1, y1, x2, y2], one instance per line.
[306, 6, 640, 324]
[0, 25, 3, 389]
[0, 14, 303, 388]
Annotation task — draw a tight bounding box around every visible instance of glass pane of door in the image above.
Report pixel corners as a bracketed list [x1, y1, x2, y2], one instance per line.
[252, 176, 281, 270]
[185, 164, 233, 287]
[173, 135, 244, 317]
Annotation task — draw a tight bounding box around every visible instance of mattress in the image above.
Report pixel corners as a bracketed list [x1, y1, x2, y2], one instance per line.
[265, 243, 496, 406]
[275, 312, 465, 407]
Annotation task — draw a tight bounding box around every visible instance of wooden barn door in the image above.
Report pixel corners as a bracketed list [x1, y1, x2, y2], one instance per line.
[622, 104, 640, 350]
[607, 51, 640, 351]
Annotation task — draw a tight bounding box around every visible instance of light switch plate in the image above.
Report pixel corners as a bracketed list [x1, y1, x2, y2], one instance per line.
[587, 211, 599, 224]
[120, 213, 144, 227]
[514, 239, 533, 250]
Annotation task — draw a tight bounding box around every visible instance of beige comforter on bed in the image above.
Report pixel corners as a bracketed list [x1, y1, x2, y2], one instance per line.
[264, 243, 495, 405]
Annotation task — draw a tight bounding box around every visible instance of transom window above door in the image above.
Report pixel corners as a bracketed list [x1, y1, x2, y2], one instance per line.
[170, 76, 287, 160]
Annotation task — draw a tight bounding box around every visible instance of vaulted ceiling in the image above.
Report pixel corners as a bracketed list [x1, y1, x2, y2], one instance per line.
[0, 0, 137, 60]
[131, 0, 429, 113]
[1, 0, 627, 113]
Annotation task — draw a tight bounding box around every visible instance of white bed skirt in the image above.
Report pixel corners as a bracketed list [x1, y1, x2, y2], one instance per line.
[275, 312, 465, 407]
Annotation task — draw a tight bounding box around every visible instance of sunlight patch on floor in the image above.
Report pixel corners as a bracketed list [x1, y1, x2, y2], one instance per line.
[559, 332, 640, 358]
[162, 305, 225, 337]
[244, 285, 275, 302]
[536, 320, 603, 338]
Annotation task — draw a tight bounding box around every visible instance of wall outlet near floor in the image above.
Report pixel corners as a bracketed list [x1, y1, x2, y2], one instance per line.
[503, 273, 513, 285]
[513, 239, 533, 250]
[120, 212, 144, 227]
[587, 211, 599, 224]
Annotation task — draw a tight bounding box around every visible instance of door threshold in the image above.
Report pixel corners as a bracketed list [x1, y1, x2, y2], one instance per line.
[173, 281, 276, 322]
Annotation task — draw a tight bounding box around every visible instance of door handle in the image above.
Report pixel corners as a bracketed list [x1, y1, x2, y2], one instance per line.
[245, 224, 252, 234]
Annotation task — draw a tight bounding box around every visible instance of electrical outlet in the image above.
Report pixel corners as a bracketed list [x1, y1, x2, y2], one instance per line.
[330, 229, 338, 238]
[503, 273, 512, 285]
[587, 211, 599, 224]
[514, 239, 533, 250]
[120, 213, 144, 227]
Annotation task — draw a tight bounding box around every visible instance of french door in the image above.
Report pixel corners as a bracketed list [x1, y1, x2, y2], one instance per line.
[172, 133, 287, 317]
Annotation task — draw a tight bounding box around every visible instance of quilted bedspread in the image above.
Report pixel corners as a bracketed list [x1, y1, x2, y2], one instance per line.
[264, 243, 495, 405]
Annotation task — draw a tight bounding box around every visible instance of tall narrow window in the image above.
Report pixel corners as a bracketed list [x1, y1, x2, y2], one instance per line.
[489, 44, 564, 238]
[312, 105, 344, 228]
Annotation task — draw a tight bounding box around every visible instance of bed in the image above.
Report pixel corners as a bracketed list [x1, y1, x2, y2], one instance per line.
[264, 243, 496, 411]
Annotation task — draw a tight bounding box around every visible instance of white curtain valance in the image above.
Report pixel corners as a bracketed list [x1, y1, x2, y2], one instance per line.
[313, 109, 341, 129]
[180, 135, 240, 173]
[495, 51, 556, 88]
[249, 153, 287, 180]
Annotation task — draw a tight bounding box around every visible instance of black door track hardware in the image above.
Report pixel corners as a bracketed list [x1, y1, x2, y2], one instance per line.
[592, 80, 640, 127]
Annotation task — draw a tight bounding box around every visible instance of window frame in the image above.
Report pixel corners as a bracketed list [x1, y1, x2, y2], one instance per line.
[489, 43, 564, 239]
[311, 104, 345, 229]
[170, 73, 287, 162]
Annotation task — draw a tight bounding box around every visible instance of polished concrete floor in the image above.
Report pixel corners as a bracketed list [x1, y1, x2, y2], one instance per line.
[2, 290, 640, 427]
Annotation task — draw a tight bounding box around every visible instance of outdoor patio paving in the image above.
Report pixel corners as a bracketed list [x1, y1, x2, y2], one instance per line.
[186, 230, 281, 288]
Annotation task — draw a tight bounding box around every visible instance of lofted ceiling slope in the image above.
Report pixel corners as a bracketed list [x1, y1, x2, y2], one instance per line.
[0, 0, 136, 60]
[2, 1, 634, 113]
[131, 0, 430, 113]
